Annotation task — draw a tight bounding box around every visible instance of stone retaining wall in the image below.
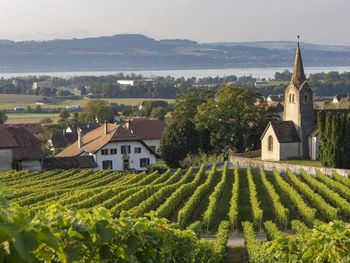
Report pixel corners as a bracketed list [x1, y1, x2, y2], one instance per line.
[229, 155, 350, 177]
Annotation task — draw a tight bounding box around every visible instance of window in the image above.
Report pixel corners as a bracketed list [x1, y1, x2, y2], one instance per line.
[102, 160, 113, 170]
[101, 149, 109, 155]
[110, 148, 117, 155]
[134, 147, 141, 154]
[121, 145, 131, 154]
[289, 93, 295, 103]
[140, 158, 150, 168]
[268, 136, 273, 151]
[304, 94, 308, 103]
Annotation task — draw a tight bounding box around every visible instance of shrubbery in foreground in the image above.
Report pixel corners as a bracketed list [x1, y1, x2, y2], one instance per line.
[0, 188, 228, 263]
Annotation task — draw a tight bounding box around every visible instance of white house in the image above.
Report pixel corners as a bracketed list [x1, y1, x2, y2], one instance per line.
[56, 123, 157, 171]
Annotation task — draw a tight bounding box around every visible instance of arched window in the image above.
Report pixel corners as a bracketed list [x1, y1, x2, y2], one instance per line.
[304, 94, 308, 103]
[289, 94, 292, 103]
[292, 94, 295, 103]
[268, 136, 273, 151]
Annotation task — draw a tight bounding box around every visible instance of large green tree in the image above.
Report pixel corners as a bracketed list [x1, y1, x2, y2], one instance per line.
[80, 100, 114, 124]
[195, 85, 278, 153]
[160, 119, 199, 168]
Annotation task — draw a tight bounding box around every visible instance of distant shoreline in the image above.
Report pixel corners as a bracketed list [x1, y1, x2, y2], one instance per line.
[1, 66, 350, 79]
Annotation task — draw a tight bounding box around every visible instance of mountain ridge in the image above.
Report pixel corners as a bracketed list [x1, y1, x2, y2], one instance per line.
[0, 34, 350, 72]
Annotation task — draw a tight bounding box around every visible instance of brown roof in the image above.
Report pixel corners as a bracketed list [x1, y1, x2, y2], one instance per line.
[67, 123, 100, 134]
[0, 126, 45, 160]
[5, 123, 44, 136]
[51, 132, 77, 149]
[0, 127, 19, 148]
[127, 118, 165, 140]
[269, 121, 301, 143]
[43, 156, 97, 170]
[56, 123, 156, 157]
[51, 123, 101, 150]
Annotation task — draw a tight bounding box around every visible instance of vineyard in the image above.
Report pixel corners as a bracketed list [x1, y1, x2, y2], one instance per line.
[1, 164, 350, 262]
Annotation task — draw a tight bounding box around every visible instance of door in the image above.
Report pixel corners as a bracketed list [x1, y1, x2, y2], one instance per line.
[123, 158, 130, 170]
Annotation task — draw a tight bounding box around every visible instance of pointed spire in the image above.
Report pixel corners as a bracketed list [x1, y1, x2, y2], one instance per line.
[291, 35, 306, 87]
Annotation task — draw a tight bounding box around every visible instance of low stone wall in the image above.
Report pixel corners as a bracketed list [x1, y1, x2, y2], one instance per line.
[232, 150, 261, 158]
[229, 155, 350, 177]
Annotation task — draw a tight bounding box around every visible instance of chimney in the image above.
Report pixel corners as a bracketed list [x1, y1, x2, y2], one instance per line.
[77, 128, 83, 148]
[104, 122, 108, 135]
[126, 119, 131, 130]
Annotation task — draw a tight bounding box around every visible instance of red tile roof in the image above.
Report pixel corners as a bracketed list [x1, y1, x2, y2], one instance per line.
[56, 123, 156, 157]
[270, 121, 301, 143]
[126, 118, 165, 140]
[5, 123, 44, 136]
[0, 126, 45, 160]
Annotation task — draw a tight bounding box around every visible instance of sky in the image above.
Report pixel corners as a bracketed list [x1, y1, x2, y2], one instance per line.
[0, 0, 349, 45]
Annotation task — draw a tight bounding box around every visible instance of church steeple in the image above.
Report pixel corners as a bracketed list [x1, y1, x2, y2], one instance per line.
[291, 36, 306, 87]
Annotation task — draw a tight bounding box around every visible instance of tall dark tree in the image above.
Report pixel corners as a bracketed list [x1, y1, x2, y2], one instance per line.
[160, 119, 199, 168]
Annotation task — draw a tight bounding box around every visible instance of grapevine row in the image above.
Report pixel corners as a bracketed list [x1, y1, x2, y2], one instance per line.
[299, 171, 350, 216]
[260, 169, 288, 228]
[247, 168, 263, 229]
[228, 167, 240, 227]
[203, 164, 228, 230]
[272, 170, 316, 225]
[286, 171, 339, 220]
[178, 164, 217, 228]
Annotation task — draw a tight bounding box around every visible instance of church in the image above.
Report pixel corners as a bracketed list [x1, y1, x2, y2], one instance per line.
[261, 41, 320, 161]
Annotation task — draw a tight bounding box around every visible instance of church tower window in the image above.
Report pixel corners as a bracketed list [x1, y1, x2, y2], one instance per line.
[268, 136, 273, 151]
[304, 94, 308, 103]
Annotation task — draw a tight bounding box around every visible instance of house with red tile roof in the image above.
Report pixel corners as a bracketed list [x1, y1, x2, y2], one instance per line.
[56, 123, 157, 171]
[0, 126, 45, 171]
[125, 118, 165, 154]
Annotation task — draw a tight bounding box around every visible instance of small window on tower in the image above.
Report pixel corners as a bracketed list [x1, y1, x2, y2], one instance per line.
[292, 94, 295, 103]
[304, 94, 308, 103]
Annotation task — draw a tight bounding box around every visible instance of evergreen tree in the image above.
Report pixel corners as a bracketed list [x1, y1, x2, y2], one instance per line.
[322, 113, 332, 166]
[343, 114, 350, 169]
[317, 112, 326, 163]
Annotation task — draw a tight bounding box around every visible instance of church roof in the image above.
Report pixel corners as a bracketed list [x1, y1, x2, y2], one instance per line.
[267, 121, 301, 143]
[291, 40, 307, 88]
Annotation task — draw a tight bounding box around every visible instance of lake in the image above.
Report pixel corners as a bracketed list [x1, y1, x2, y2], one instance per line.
[1, 66, 350, 79]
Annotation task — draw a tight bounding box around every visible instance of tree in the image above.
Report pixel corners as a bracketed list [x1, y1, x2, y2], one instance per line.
[150, 107, 166, 120]
[195, 85, 277, 153]
[0, 111, 7, 124]
[72, 112, 80, 124]
[160, 119, 199, 168]
[35, 105, 42, 113]
[59, 109, 70, 124]
[80, 100, 113, 124]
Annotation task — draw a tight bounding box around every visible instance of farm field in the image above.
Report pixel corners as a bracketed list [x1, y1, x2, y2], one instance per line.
[0, 94, 174, 110]
[1, 165, 350, 262]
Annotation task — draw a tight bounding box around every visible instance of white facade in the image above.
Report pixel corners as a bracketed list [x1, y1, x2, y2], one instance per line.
[90, 141, 156, 171]
[261, 125, 300, 161]
[308, 135, 320, 160]
[0, 149, 13, 171]
[142, 139, 161, 154]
